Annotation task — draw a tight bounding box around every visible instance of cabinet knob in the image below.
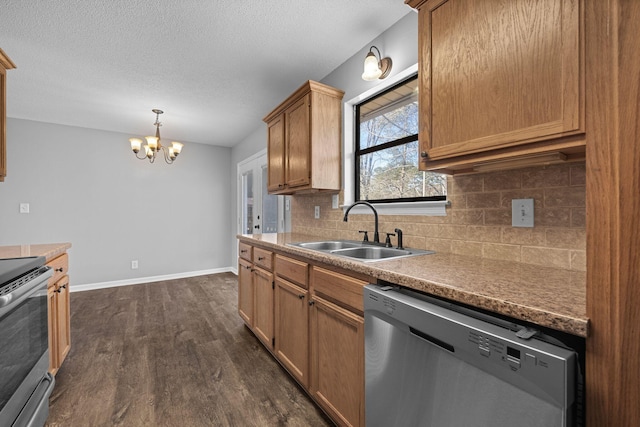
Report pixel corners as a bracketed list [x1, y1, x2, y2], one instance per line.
[55, 267, 64, 272]
[258, 256, 265, 261]
[240, 249, 247, 253]
[298, 294, 305, 299]
[308, 300, 315, 306]
[420, 151, 428, 158]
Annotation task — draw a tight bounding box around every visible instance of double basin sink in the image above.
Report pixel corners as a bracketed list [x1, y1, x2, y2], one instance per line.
[289, 240, 434, 262]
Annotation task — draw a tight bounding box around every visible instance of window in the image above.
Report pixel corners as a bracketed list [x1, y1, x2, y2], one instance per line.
[355, 75, 446, 203]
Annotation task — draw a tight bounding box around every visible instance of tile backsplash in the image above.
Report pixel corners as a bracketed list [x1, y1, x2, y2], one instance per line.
[291, 162, 586, 271]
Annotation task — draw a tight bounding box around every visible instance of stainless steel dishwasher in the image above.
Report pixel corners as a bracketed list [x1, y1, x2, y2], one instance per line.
[364, 284, 582, 427]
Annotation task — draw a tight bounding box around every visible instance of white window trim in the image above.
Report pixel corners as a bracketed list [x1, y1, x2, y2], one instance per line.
[342, 63, 449, 216]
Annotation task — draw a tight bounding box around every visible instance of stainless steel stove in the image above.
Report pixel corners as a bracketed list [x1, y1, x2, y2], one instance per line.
[0, 256, 54, 427]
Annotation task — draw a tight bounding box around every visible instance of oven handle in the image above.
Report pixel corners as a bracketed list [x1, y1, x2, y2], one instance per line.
[12, 373, 55, 427]
[0, 268, 52, 317]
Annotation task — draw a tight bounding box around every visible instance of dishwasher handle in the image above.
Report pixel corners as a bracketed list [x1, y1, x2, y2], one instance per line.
[410, 326, 455, 353]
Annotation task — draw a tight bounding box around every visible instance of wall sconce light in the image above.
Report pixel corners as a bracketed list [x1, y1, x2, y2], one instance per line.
[129, 109, 183, 164]
[361, 46, 392, 81]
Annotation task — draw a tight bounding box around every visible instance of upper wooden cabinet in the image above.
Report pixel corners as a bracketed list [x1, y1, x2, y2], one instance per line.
[263, 81, 344, 194]
[0, 49, 16, 182]
[407, 0, 585, 173]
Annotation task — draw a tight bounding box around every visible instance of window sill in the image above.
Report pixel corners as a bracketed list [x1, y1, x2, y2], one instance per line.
[341, 200, 449, 216]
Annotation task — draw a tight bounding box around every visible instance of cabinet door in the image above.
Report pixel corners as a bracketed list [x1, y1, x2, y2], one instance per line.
[47, 286, 58, 374]
[253, 267, 274, 349]
[310, 295, 364, 427]
[238, 258, 254, 326]
[267, 114, 286, 192]
[274, 277, 309, 388]
[55, 276, 71, 368]
[418, 0, 583, 165]
[285, 94, 311, 188]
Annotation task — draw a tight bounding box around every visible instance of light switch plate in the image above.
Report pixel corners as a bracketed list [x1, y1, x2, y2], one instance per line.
[314, 206, 320, 219]
[332, 194, 339, 209]
[512, 199, 534, 227]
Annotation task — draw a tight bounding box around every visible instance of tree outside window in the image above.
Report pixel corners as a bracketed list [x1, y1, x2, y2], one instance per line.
[356, 75, 446, 203]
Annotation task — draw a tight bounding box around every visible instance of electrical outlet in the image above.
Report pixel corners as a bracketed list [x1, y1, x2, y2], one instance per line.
[285, 198, 290, 211]
[512, 199, 534, 227]
[314, 206, 320, 219]
[131, 260, 138, 269]
[332, 194, 339, 209]
[19, 203, 30, 214]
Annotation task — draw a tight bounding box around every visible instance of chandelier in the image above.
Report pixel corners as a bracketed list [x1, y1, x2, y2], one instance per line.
[129, 109, 184, 164]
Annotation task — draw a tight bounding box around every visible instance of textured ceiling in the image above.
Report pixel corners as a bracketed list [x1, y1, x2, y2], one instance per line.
[0, 0, 411, 147]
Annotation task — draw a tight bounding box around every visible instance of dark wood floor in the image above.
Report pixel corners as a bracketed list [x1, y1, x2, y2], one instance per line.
[46, 273, 333, 427]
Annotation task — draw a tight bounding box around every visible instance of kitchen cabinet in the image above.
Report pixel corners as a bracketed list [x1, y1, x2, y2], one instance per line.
[263, 80, 344, 194]
[238, 242, 254, 326]
[238, 258, 254, 326]
[237, 244, 367, 427]
[0, 49, 16, 182]
[274, 255, 309, 388]
[407, 0, 585, 173]
[252, 247, 274, 350]
[309, 266, 365, 427]
[46, 252, 71, 375]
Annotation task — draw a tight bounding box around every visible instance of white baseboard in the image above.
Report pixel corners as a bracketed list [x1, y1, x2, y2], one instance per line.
[71, 267, 236, 292]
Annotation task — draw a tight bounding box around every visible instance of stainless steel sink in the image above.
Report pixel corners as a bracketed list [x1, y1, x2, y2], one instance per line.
[289, 240, 434, 262]
[331, 246, 413, 260]
[296, 241, 362, 251]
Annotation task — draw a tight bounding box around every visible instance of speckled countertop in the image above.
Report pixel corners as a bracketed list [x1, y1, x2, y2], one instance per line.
[238, 233, 588, 337]
[0, 243, 71, 262]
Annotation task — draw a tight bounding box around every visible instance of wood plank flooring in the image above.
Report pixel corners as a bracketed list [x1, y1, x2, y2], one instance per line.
[45, 273, 333, 427]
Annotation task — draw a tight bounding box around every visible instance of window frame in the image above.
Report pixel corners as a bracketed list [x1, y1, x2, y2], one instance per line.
[354, 74, 446, 204]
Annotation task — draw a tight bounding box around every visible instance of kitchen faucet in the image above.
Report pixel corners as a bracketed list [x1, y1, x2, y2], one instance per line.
[343, 201, 380, 244]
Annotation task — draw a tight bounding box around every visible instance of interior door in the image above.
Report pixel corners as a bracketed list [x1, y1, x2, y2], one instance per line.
[238, 151, 286, 235]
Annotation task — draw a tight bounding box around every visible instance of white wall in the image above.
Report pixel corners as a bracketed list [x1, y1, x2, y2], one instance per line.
[0, 118, 232, 285]
[228, 11, 419, 260]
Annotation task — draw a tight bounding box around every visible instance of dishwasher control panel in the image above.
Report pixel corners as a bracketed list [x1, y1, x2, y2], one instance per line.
[468, 331, 528, 371]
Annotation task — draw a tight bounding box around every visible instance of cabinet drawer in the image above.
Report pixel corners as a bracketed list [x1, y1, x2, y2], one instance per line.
[254, 247, 273, 271]
[239, 242, 253, 261]
[47, 253, 68, 287]
[311, 266, 367, 313]
[276, 255, 308, 289]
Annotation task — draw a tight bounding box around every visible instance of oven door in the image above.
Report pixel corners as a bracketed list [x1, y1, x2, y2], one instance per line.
[0, 269, 54, 427]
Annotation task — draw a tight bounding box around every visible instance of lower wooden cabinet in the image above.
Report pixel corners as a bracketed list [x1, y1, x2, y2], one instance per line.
[237, 245, 367, 427]
[48, 274, 70, 375]
[309, 290, 365, 427]
[237, 258, 254, 326]
[253, 266, 274, 349]
[274, 277, 309, 388]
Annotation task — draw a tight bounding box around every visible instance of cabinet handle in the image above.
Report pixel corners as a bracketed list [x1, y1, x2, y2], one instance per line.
[258, 256, 265, 261]
[298, 294, 305, 299]
[240, 249, 247, 253]
[420, 151, 428, 158]
[61, 284, 67, 289]
[55, 267, 64, 272]
[308, 300, 315, 306]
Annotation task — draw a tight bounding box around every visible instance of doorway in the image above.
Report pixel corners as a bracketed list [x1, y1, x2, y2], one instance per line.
[237, 150, 288, 235]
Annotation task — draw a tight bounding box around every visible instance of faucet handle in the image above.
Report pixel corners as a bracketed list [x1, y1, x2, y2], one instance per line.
[358, 230, 369, 242]
[385, 233, 396, 248]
